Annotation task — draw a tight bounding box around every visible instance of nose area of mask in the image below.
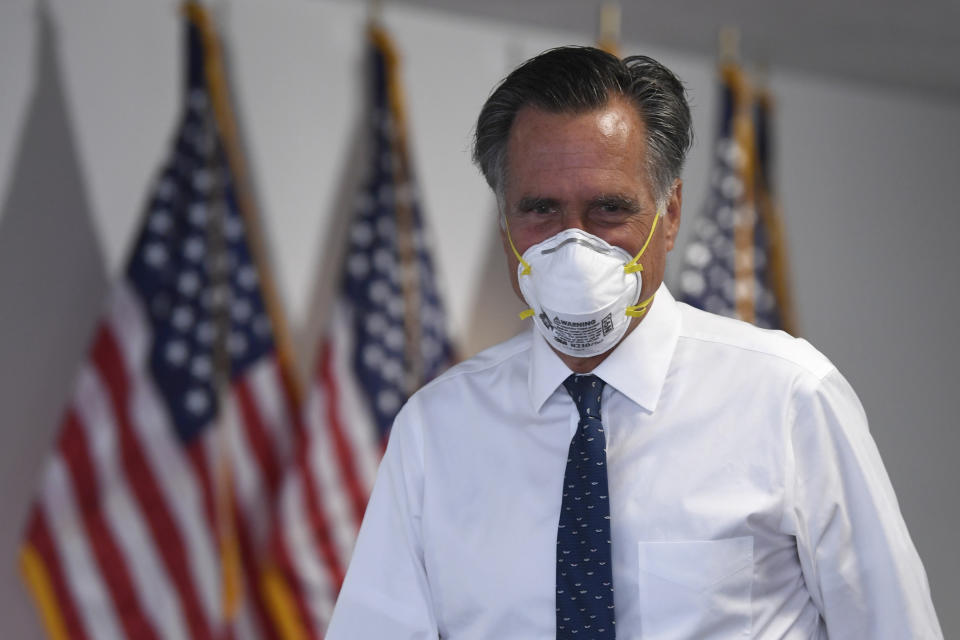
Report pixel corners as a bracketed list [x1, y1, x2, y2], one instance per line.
[523, 231, 637, 314]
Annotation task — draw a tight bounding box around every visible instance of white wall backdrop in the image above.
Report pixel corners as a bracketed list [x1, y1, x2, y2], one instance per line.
[1, 0, 957, 637]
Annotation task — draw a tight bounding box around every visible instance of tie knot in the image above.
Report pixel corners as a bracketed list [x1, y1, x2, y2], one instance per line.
[562, 374, 605, 421]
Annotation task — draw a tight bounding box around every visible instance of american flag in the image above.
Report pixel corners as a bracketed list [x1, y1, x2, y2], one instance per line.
[268, 24, 455, 636]
[677, 63, 795, 332]
[20, 9, 304, 639]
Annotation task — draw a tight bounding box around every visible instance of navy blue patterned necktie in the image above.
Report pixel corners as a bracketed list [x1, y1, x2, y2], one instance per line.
[557, 374, 615, 638]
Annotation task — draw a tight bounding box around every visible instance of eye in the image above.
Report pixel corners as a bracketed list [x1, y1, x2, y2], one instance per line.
[594, 203, 628, 218]
[516, 198, 559, 216]
[591, 196, 640, 220]
[533, 202, 553, 214]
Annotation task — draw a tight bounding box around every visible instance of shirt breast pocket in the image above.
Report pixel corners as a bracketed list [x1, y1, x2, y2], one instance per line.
[636, 537, 753, 639]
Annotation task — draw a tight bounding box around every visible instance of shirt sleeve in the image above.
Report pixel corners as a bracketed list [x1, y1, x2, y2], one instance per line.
[783, 368, 943, 639]
[325, 397, 439, 639]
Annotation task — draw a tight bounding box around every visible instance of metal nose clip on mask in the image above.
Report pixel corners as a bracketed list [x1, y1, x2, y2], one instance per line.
[506, 210, 661, 358]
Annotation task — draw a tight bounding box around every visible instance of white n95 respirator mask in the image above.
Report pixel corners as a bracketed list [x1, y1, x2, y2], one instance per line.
[506, 212, 660, 358]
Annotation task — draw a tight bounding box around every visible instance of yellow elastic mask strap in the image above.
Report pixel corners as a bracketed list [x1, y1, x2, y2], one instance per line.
[503, 216, 535, 319]
[625, 291, 657, 318]
[623, 205, 663, 275]
[504, 216, 531, 276]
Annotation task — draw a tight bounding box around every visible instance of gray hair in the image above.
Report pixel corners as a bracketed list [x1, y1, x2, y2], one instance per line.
[472, 46, 693, 211]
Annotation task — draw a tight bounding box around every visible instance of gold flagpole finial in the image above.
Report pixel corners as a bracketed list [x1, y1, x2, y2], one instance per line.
[597, 2, 621, 57]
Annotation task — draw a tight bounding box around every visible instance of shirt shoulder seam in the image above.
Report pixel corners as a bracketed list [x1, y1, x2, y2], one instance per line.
[678, 333, 836, 380]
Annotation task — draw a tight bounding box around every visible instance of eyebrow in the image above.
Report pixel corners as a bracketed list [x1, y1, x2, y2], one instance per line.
[589, 194, 642, 213]
[516, 196, 560, 211]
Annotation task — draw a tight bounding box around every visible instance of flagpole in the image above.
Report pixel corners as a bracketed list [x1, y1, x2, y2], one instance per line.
[182, 4, 309, 638]
[597, 2, 621, 56]
[753, 86, 799, 335]
[176, 3, 244, 624]
[369, 0, 383, 26]
[183, 2, 304, 407]
[717, 27, 758, 324]
[718, 25, 740, 65]
[368, 24, 425, 394]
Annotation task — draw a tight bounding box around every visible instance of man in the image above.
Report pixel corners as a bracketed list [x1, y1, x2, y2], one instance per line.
[326, 47, 941, 638]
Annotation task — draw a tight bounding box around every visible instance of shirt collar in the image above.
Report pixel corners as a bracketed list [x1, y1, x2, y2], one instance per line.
[528, 283, 681, 414]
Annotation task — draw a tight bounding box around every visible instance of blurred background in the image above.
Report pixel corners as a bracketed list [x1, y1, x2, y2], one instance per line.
[1, 0, 957, 637]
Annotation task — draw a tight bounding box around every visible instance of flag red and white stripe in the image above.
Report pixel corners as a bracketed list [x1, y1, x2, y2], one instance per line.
[22, 279, 304, 639]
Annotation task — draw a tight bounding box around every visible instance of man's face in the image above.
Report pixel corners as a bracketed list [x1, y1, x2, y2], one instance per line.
[500, 97, 682, 314]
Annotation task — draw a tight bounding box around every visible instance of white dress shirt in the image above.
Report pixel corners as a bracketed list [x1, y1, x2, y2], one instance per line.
[326, 286, 942, 639]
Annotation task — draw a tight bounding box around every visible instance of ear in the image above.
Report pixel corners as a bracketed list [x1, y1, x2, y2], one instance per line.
[663, 180, 682, 252]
